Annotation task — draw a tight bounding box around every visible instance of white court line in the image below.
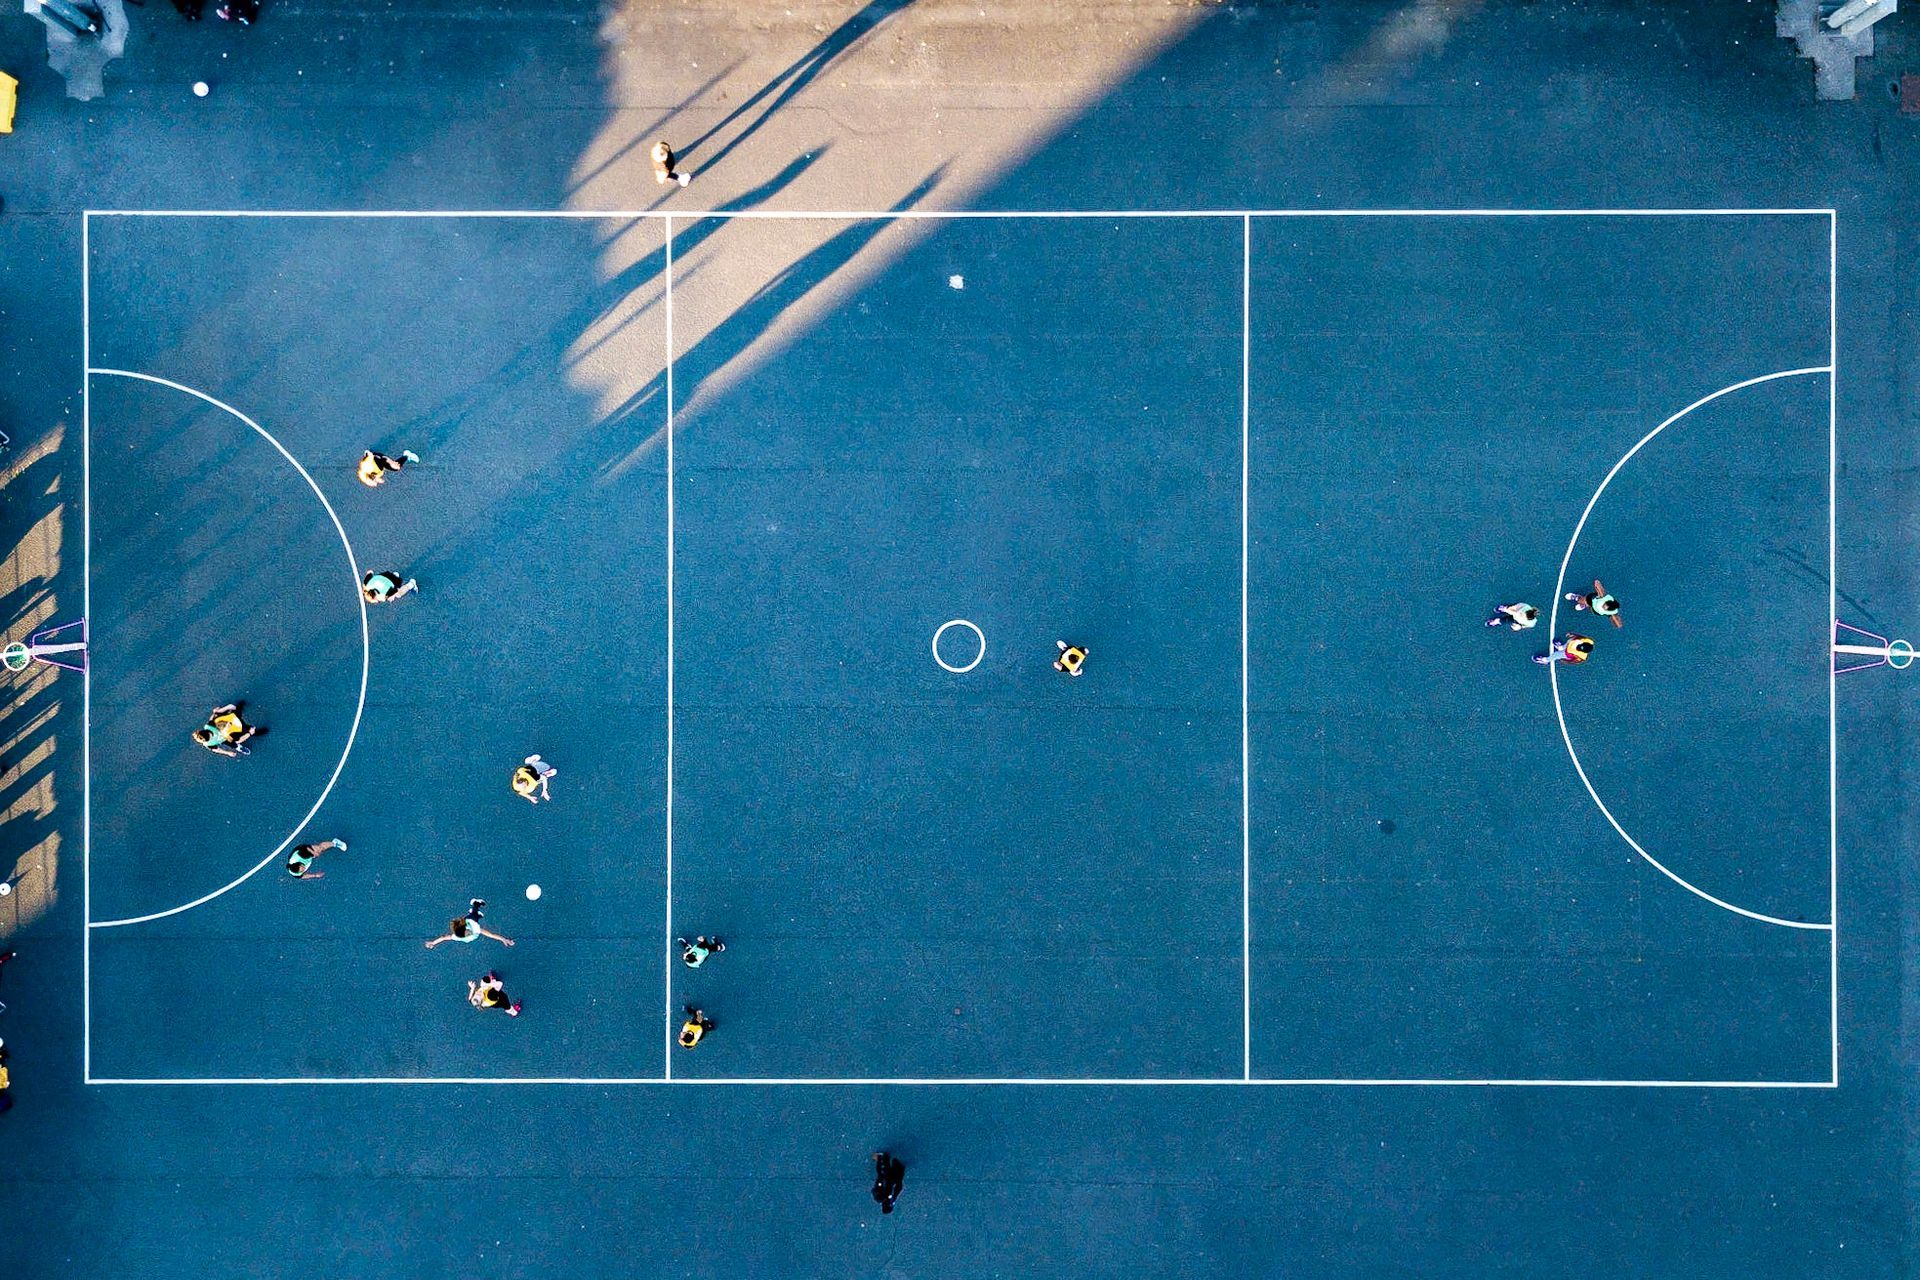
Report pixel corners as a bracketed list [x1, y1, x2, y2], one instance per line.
[663, 217, 677, 1081]
[1240, 214, 1252, 1082]
[82, 208, 1840, 1088]
[81, 213, 92, 1081]
[84, 369, 371, 929]
[1547, 367, 1834, 932]
[1829, 211, 1840, 1084]
[83, 208, 1838, 220]
[84, 1075, 1838, 1088]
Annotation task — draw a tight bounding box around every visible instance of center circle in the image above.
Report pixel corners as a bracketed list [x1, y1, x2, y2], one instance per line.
[931, 619, 985, 674]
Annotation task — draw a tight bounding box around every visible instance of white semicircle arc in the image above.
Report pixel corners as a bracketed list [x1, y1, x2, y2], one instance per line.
[86, 368, 370, 929]
[1548, 366, 1833, 932]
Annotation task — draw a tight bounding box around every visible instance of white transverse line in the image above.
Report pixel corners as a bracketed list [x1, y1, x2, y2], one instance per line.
[83, 208, 1839, 220]
[664, 216, 677, 1082]
[1240, 214, 1252, 1082]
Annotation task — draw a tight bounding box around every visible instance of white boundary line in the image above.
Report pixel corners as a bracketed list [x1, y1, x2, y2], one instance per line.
[84, 1075, 1838, 1088]
[1829, 211, 1839, 1084]
[81, 213, 92, 1082]
[663, 216, 677, 1081]
[81, 207, 1840, 1089]
[82, 208, 1837, 220]
[1547, 367, 1834, 932]
[1240, 214, 1252, 1082]
[83, 369, 371, 930]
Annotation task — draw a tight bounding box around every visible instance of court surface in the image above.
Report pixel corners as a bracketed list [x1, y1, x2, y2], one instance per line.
[82, 207, 1836, 1087]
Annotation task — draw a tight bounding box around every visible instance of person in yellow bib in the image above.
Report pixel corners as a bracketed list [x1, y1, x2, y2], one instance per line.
[511, 754, 557, 804]
[1533, 634, 1595, 666]
[1054, 640, 1088, 677]
[466, 970, 521, 1017]
[678, 1005, 713, 1048]
[192, 702, 262, 757]
[357, 447, 420, 488]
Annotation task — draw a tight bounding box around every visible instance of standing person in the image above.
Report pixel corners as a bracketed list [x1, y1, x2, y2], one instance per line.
[512, 754, 557, 804]
[1053, 640, 1088, 677]
[678, 1006, 713, 1048]
[871, 1152, 905, 1214]
[678, 935, 726, 968]
[357, 448, 420, 488]
[193, 702, 262, 756]
[1486, 602, 1539, 630]
[425, 898, 515, 949]
[0, 1038, 11, 1115]
[361, 570, 418, 603]
[1565, 579, 1623, 628]
[1532, 634, 1595, 666]
[651, 141, 691, 187]
[287, 837, 345, 880]
[216, 0, 259, 22]
[467, 971, 521, 1016]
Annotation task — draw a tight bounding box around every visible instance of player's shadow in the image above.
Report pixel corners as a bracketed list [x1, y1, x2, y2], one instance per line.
[595, 163, 947, 480]
[673, 0, 917, 177]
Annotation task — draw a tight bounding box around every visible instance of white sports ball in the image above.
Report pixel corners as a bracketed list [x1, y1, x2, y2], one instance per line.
[0, 881, 11, 897]
[525, 884, 541, 901]
[193, 81, 210, 97]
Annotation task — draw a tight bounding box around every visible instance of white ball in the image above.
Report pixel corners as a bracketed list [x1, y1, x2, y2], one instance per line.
[525, 884, 541, 901]
[948, 274, 964, 290]
[0, 881, 11, 897]
[193, 82, 210, 97]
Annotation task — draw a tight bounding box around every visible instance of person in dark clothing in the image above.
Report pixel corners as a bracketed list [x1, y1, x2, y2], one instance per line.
[872, 1152, 905, 1214]
[216, 0, 259, 22]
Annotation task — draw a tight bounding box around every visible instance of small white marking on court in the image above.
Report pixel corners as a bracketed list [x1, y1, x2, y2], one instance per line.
[1547, 366, 1833, 932]
[84, 369, 371, 930]
[948, 273, 964, 289]
[932, 619, 985, 673]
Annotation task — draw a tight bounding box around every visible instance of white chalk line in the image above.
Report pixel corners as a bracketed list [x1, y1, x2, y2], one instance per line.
[1828, 211, 1839, 1084]
[83, 208, 1837, 220]
[84, 1075, 1838, 1088]
[85, 369, 370, 930]
[663, 217, 677, 1081]
[81, 214, 93, 1080]
[1548, 366, 1833, 933]
[1240, 214, 1252, 1081]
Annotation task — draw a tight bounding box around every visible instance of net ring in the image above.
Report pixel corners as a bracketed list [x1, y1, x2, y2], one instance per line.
[1888, 639, 1914, 670]
[1, 643, 30, 672]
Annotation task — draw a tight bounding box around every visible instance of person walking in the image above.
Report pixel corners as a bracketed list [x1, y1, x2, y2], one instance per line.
[425, 899, 515, 949]
[287, 837, 344, 880]
[678, 1005, 714, 1048]
[1054, 640, 1088, 677]
[361, 570, 418, 603]
[1486, 602, 1539, 630]
[1565, 579, 1623, 628]
[872, 1152, 905, 1214]
[0, 1038, 12, 1115]
[651, 141, 691, 187]
[193, 702, 262, 756]
[678, 935, 726, 968]
[357, 448, 420, 488]
[512, 754, 557, 804]
[216, 0, 259, 23]
[467, 971, 521, 1016]
[1533, 634, 1595, 666]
